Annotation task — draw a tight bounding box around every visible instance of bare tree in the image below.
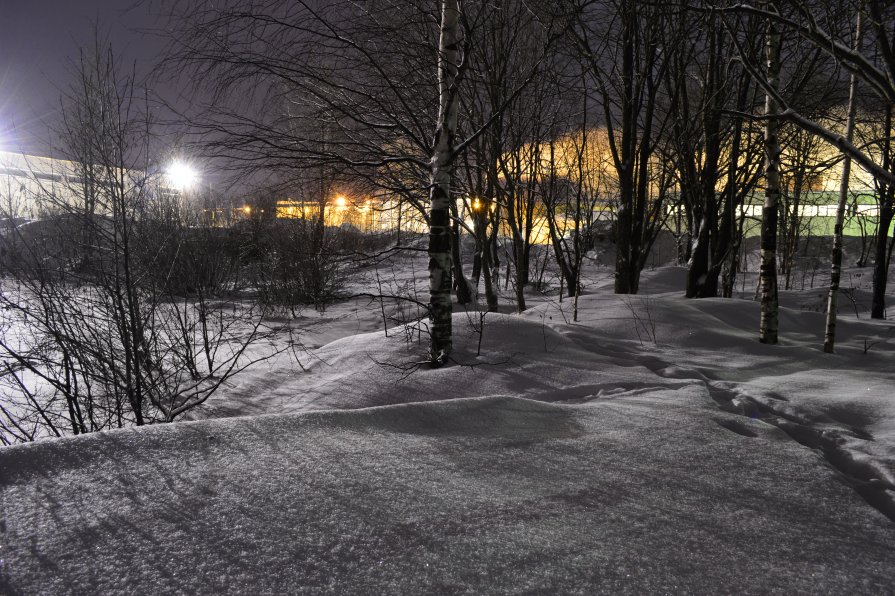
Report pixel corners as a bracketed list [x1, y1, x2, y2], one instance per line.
[824, 10, 863, 353]
[427, 0, 463, 364]
[567, 0, 677, 294]
[0, 38, 273, 442]
[758, 0, 783, 345]
[721, 0, 895, 321]
[778, 126, 829, 290]
[158, 0, 558, 363]
[662, 7, 764, 299]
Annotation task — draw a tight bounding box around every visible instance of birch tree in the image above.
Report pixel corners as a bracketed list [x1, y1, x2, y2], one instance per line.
[428, 0, 462, 365]
[721, 0, 895, 322]
[160, 0, 558, 363]
[759, 0, 783, 344]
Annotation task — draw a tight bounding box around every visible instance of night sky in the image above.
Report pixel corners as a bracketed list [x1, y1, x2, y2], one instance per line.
[0, 0, 163, 155]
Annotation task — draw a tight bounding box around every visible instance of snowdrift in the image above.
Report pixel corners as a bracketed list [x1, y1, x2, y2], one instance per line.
[3, 392, 895, 594]
[2, 266, 895, 593]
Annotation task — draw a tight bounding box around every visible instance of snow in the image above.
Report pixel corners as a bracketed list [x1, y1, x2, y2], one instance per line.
[2, 249, 895, 593]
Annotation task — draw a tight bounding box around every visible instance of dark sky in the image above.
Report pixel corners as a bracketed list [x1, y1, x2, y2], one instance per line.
[0, 0, 164, 155]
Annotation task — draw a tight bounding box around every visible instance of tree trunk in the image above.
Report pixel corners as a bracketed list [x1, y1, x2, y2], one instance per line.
[685, 20, 723, 299]
[783, 171, 804, 291]
[719, 86, 748, 299]
[614, 4, 637, 295]
[824, 12, 861, 352]
[721, 54, 765, 300]
[759, 2, 781, 345]
[871, 103, 895, 320]
[427, 0, 461, 366]
[450, 199, 473, 305]
[686, 211, 713, 298]
[871, 202, 893, 318]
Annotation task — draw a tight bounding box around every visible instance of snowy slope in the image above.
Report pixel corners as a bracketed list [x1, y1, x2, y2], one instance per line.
[2, 263, 895, 593]
[192, 266, 895, 500]
[2, 393, 894, 594]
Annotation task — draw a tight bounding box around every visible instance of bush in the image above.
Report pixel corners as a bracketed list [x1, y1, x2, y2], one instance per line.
[0, 214, 115, 282]
[251, 219, 346, 313]
[138, 222, 245, 297]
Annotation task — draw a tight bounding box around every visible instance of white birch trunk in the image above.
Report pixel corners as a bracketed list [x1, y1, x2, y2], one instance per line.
[759, 1, 782, 345]
[428, 0, 461, 366]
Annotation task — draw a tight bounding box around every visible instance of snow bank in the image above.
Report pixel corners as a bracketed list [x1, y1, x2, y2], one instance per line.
[2, 393, 894, 594]
[2, 264, 895, 593]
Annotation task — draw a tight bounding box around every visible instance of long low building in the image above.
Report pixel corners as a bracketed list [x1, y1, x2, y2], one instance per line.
[0, 151, 182, 220]
[0, 151, 90, 219]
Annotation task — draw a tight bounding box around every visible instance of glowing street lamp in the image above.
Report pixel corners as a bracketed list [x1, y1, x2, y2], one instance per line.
[166, 160, 200, 192]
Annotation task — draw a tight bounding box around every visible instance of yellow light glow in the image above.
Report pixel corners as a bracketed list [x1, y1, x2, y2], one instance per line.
[243, 205, 251, 214]
[334, 196, 347, 208]
[472, 198, 481, 211]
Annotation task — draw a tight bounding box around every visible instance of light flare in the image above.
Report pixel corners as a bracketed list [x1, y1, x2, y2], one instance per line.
[166, 160, 200, 192]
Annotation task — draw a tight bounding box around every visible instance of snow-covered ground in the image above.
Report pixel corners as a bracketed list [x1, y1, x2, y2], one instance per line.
[2, 242, 895, 593]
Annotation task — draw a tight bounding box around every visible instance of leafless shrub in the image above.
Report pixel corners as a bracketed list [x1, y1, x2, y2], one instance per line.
[0, 37, 278, 443]
[253, 219, 349, 315]
[622, 295, 658, 347]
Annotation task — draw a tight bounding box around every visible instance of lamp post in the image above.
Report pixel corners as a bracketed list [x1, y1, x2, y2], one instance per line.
[165, 160, 200, 193]
[164, 159, 205, 223]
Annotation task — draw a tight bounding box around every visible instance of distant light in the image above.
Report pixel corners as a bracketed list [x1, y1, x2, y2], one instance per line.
[472, 198, 481, 211]
[334, 196, 347, 210]
[166, 160, 199, 192]
[243, 205, 252, 215]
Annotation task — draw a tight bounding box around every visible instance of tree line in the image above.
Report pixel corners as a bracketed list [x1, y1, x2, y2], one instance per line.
[2, 0, 893, 441]
[156, 0, 895, 362]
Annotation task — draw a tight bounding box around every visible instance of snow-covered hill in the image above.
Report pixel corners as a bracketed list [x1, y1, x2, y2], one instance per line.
[2, 264, 894, 593]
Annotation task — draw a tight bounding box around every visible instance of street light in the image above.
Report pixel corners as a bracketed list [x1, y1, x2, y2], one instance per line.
[166, 160, 200, 192]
